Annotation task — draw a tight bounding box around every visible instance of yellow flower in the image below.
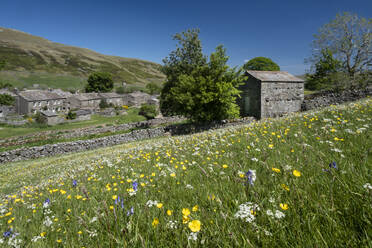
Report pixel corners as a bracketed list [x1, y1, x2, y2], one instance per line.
[152, 218, 159, 227]
[170, 173, 176, 177]
[222, 164, 228, 169]
[157, 203, 163, 209]
[188, 220, 201, 232]
[67, 209, 71, 213]
[272, 167, 281, 173]
[281, 184, 290, 191]
[239, 173, 245, 178]
[60, 190, 66, 195]
[167, 210, 173, 216]
[268, 144, 274, 148]
[280, 203, 289, 210]
[77, 231, 82, 235]
[192, 205, 198, 212]
[56, 239, 62, 243]
[182, 208, 190, 216]
[293, 170, 301, 177]
[40, 232, 46, 237]
[182, 215, 190, 224]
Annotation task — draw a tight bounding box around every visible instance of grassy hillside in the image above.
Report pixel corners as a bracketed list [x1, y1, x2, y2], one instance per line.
[0, 99, 371, 247]
[0, 27, 165, 90]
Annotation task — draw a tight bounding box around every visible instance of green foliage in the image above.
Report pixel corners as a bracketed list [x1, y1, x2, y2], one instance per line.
[139, 103, 158, 120]
[0, 60, 5, 71]
[161, 29, 244, 122]
[243, 57, 280, 71]
[160, 29, 207, 116]
[85, 72, 114, 93]
[66, 111, 77, 120]
[99, 99, 112, 109]
[145, 82, 161, 95]
[33, 112, 44, 124]
[115, 86, 126, 94]
[0, 81, 13, 89]
[306, 49, 342, 90]
[0, 94, 15, 106]
[309, 12, 372, 76]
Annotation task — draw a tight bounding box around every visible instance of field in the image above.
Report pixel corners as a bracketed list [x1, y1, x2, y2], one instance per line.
[0, 99, 371, 247]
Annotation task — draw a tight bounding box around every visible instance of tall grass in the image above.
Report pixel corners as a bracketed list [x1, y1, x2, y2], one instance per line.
[0, 99, 371, 247]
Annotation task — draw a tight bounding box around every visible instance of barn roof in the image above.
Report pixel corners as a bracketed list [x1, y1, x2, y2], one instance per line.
[99, 92, 123, 99]
[246, 71, 304, 82]
[71, 93, 101, 101]
[17, 90, 66, 101]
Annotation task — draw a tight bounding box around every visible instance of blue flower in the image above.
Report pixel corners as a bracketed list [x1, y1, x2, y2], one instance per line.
[44, 198, 50, 204]
[3, 229, 12, 238]
[245, 170, 256, 186]
[115, 196, 120, 205]
[127, 207, 134, 216]
[132, 182, 138, 191]
[72, 180, 77, 187]
[329, 161, 338, 169]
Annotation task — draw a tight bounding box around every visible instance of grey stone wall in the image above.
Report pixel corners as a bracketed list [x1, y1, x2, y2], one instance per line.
[0, 117, 254, 164]
[261, 82, 304, 118]
[301, 88, 371, 111]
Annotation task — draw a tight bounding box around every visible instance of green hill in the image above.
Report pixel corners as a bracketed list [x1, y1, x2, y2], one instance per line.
[0, 27, 165, 90]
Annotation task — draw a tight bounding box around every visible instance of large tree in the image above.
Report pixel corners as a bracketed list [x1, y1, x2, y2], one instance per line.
[309, 12, 372, 77]
[85, 72, 114, 93]
[160, 29, 244, 122]
[160, 29, 207, 116]
[243, 57, 280, 71]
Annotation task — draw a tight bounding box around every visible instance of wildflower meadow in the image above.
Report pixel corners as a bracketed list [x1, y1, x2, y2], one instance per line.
[0, 99, 371, 247]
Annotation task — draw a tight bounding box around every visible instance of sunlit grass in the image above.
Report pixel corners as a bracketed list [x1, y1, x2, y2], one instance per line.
[0, 98, 371, 247]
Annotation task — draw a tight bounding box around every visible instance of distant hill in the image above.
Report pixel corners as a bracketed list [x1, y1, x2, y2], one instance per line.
[0, 27, 165, 90]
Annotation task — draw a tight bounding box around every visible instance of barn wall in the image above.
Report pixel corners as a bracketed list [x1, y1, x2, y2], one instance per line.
[260, 82, 304, 118]
[237, 77, 261, 118]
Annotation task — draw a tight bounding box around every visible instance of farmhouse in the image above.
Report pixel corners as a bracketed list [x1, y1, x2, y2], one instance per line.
[16, 90, 67, 115]
[99, 92, 125, 106]
[40, 111, 64, 125]
[127, 91, 151, 106]
[67, 93, 102, 110]
[238, 71, 304, 119]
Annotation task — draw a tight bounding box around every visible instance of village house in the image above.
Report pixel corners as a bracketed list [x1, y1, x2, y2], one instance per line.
[73, 109, 92, 121]
[67, 93, 102, 110]
[99, 92, 125, 106]
[40, 111, 65, 125]
[238, 71, 304, 119]
[16, 90, 68, 115]
[127, 91, 151, 106]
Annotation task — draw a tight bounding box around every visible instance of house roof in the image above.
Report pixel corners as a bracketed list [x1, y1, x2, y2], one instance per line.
[40, 110, 58, 117]
[99, 92, 123, 99]
[71, 93, 101, 101]
[246, 71, 304, 82]
[74, 109, 92, 116]
[128, 91, 150, 98]
[17, 90, 66, 101]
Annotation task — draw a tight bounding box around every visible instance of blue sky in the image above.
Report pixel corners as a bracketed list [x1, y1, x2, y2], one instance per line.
[0, 0, 371, 75]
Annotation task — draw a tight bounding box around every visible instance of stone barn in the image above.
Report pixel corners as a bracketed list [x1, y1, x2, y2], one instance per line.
[238, 71, 304, 119]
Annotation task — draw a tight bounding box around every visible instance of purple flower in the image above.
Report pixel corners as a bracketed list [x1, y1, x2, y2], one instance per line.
[245, 170, 256, 186]
[127, 207, 134, 216]
[3, 229, 12, 238]
[44, 198, 50, 204]
[115, 196, 120, 205]
[121, 199, 124, 209]
[329, 161, 338, 169]
[132, 182, 138, 191]
[72, 180, 77, 187]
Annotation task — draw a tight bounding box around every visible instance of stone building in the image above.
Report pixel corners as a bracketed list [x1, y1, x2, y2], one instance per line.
[16, 90, 67, 115]
[73, 109, 92, 121]
[127, 91, 151, 106]
[67, 93, 102, 110]
[238, 71, 304, 119]
[40, 111, 65, 125]
[99, 92, 125, 106]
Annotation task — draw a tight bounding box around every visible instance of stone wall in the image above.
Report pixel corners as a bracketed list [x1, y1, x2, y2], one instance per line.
[0, 117, 254, 164]
[301, 88, 371, 111]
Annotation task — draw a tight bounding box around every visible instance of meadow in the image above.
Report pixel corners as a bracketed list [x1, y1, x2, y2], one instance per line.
[0, 98, 371, 247]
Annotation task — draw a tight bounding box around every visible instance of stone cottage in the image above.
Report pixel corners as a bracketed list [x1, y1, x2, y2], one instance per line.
[67, 93, 102, 110]
[99, 92, 125, 106]
[127, 91, 151, 106]
[40, 111, 64, 125]
[238, 71, 304, 119]
[16, 90, 67, 115]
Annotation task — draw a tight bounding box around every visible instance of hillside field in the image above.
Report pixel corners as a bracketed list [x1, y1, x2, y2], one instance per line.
[0, 98, 371, 247]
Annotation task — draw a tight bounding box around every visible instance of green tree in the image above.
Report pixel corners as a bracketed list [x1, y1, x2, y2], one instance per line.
[0, 94, 15, 105]
[309, 12, 372, 77]
[306, 49, 342, 90]
[145, 82, 161, 95]
[85, 72, 114, 93]
[160, 29, 207, 116]
[139, 103, 159, 120]
[243, 57, 280, 71]
[161, 30, 245, 122]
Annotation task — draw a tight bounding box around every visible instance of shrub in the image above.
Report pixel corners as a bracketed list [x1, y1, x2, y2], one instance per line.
[66, 111, 76, 120]
[85, 72, 114, 93]
[0, 94, 15, 106]
[139, 104, 158, 120]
